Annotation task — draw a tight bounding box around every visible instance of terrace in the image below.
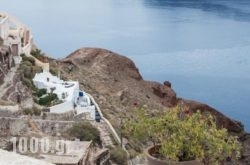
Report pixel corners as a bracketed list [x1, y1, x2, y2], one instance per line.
[41, 141, 92, 165]
[33, 71, 96, 119]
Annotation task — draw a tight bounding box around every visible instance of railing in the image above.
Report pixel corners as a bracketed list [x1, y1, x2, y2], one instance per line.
[86, 93, 133, 165]
[93, 149, 110, 165]
[86, 93, 121, 144]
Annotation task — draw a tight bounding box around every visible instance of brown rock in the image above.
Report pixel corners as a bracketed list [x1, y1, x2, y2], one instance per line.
[0, 45, 12, 84]
[181, 99, 244, 133]
[163, 81, 171, 88]
[151, 82, 177, 106]
[56, 47, 244, 134]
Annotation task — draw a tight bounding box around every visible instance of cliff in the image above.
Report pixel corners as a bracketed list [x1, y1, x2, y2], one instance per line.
[51, 47, 244, 133]
[0, 45, 11, 85]
[0, 46, 32, 105]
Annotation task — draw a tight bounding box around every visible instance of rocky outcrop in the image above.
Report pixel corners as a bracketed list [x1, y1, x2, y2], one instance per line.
[182, 99, 244, 133]
[0, 45, 12, 85]
[65, 48, 143, 81]
[0, 51, 32, 106]
[151, 82, 177, 107]
[53, 47, 244, 134]
[163, 81, 171, 88]
[0, 67, 31, 104]
[0, 45, 29, 105]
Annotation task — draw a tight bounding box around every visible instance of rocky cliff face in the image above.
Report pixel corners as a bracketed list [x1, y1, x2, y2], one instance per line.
[0, 46, 32, 106]
[0, 46, 12, 85]
[52, 47, 244, 133]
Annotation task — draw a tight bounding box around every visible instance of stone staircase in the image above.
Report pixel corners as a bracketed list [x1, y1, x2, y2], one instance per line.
[0, 65, 30, 105]
[93, 120, 114, 147]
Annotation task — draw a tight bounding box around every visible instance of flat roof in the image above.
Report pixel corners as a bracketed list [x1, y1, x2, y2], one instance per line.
[33, 71, 79, 101]
[0, 13, 7, 23]
[41, 141, 92, 164]
[0, 149, 54, 165]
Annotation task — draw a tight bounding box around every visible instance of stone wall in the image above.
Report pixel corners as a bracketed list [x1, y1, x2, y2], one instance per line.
[34, 119, 74, 136]
[0, 45, 12, 85]
[42, 111, 75, 121]
[0, 118, 28, 136]
[0, 37, 3, 45]
[0, 117, 74, 137]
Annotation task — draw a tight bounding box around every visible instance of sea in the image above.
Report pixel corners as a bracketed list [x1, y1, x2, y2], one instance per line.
[1, 0, 250, 131]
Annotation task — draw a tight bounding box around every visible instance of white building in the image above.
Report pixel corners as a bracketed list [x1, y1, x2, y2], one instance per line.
[0, 149, 54, 165]
[0, 12, 33, 64]
[33, 71, 96, 120]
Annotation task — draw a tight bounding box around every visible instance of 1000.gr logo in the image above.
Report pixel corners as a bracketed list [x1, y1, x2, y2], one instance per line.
[10, 137, 71, 155]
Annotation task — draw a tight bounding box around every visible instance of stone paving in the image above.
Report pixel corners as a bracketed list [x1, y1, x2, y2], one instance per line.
[93, 120, 114, 147]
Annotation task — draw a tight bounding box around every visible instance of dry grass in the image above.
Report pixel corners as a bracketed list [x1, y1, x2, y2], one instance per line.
[0, 99, 15, 106]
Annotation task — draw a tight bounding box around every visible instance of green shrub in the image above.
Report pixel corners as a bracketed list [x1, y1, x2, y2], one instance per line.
[23, 108, 33, 115]
[22, 78, 33, 88]
[128, 149, 138, 159]
[20, 62, 35, 79]
[22, 107, 41, 116]
[110, 147, 127, 165]
[20, 53, 26, 58]
[33, 106, 41, 116]
[66, 122, 101, 145]
[31, 49, 41, 58]
[24, 70, 35, 79]
[31, 49, 48, 62]
[33, 66, 43, 73]
[20, 63, 30, 72]
[36, 88, 47, 97]
[38, 94, 58, 106]
[22, 60, 33, 66]
[49, 68, 58, 76]
[22, 56, 35, 65]
[42, 113, 47, 120]
[123, 106, 242, 164]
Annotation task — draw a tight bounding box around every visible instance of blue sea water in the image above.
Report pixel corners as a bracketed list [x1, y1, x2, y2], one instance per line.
[1, 0, 250, 131]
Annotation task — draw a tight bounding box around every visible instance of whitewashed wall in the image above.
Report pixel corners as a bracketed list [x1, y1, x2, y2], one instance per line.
[75, 105, 95, 120]
[50, 101, 73, 113]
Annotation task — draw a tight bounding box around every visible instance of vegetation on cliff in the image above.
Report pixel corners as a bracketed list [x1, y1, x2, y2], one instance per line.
[13, 47, 248, 164]
[51, 47, 250, 163]
[123, 105, 242, 164]
[65, 121, 101, 145]
[57, 48, 243, 133]
[109, 146, 127, 165]
[19, 53, 42, 89]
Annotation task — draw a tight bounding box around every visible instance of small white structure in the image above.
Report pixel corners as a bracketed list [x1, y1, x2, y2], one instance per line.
[41, 141, 92, 165]
[0, 149, 54, 165]
[33, 71, 96, 120]
[0, 12, 33, 64]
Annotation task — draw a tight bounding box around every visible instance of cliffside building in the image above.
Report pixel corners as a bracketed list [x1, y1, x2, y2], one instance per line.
[33, 71, 96, 120]
[0, 12, 33, 64]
